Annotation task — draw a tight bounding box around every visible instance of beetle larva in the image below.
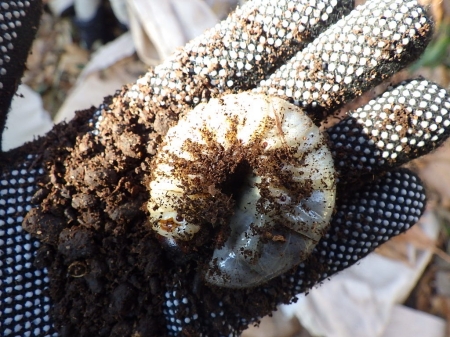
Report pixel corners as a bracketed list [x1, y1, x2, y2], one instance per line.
[148, 93, 336, 288]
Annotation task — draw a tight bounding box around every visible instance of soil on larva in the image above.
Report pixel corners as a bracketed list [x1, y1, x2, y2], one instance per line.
[18, 85, 331, 336]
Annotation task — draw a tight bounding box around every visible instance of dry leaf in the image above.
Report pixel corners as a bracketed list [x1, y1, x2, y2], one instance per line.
[418, 140, 450, 209]
[376, 224, 450, 264]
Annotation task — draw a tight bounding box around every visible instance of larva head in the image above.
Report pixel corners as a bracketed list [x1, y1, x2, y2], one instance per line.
[151, 210, 200, 241]
[148, 93, 336, 287]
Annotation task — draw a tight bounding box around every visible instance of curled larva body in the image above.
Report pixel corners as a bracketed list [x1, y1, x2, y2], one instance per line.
[148, 93, 336, 288]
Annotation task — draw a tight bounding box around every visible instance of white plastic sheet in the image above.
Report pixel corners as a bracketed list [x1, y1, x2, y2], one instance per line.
[3, 84, 53, 151]
[127, 0, 218, 65]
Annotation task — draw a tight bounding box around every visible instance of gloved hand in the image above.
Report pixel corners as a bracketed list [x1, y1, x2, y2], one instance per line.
[1, 0, 450, 336]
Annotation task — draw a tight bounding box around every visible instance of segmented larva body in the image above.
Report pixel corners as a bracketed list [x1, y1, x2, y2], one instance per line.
[148, 93, 336, 287]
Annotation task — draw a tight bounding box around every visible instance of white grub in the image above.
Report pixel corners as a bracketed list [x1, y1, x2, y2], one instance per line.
[148, 93, 336, 288]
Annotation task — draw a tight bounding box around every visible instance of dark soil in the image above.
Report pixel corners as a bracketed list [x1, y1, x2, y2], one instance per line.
[19, 84, 327, 337]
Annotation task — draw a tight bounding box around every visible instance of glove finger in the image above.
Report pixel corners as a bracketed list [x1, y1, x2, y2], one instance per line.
[284, 168, 426, 293]
[0, 154, 57, 336]
[256, 0, 433, 123]
[160, 168, 427, 336]
[125, 0, 353, 116]
[328, 79, 450, 189]
[0, 0, 42, 151]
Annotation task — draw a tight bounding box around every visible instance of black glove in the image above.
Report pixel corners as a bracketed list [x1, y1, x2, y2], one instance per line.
[1, 0, 449, 336]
